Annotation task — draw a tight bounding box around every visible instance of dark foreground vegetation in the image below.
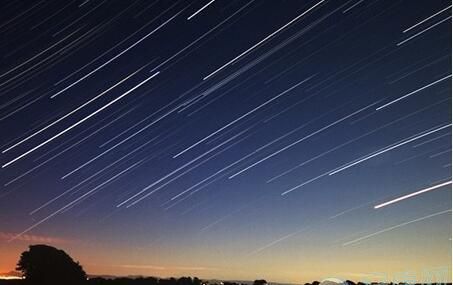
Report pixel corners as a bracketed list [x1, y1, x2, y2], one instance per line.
[0, 276, 268, 285]
[1, 245, 451, 285]
[1, 277, 452, 285]
[0, 279, 262, 285]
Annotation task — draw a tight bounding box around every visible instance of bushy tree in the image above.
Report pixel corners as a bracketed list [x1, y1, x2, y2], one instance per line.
[16, 244, 86, 285]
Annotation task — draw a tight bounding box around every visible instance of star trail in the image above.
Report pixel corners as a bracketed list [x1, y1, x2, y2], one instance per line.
[0, 0, 451, 283]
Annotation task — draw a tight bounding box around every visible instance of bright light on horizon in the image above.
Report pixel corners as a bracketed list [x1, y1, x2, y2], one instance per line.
[0, 275, 22, 280]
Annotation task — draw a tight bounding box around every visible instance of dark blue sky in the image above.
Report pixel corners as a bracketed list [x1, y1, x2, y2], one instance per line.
[0, 0, 451, 282]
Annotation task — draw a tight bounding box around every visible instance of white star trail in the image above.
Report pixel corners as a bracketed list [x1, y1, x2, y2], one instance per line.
[343, 209, 452, 246]
[376, 74, 451, 110]
[152, 0, 255, 75]
[9, 160, 143, 242]
[49, 8, 182, 98]
[60, 133, 159, 180]
[119, 126, 253, 208]
[2, 72, 160, 168]
[342, 0, 365, 14]
[33, 106, 135, 163]
[280, 168, 333, 196]
[0, 1, 45, 30]
[173, 76, 314, 158]
[230, 102, 376, 179]
[187, 0, 216, 20]
[0, 95, 45, 121]
[30, 138, 158, 215]
[53, 10, 158, 86]
[0, 28, 84, 89]
[203, 0, 325, 80]
[97, 102, 180, 148]
[403, 5, 452, 33]
[374, 181, 452, 209]
[388, 54, 450, 84]
[394, 145, 448, 165]
[169, 140, 254, 201]
[397, 16, 452, 46]
[130, 132, 254, 207]
[329, 123, 451, 176]
[2, 63, 149, 153]
[248, 230, 303, 256]
[429, 148, 452, 158]
[412, 132, 450, 148]
[269, 98, 449, 183]
[280, 123, 451, 196]
[0, 28, 80, 81]
[52, 0, 106, 37]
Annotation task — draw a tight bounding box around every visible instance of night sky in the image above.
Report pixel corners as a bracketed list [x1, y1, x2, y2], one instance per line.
[0, 0, 451, 283]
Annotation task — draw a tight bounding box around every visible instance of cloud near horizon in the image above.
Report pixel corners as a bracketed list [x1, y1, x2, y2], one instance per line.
[101, 264, 219, 272]
[0, 232, 69, 244]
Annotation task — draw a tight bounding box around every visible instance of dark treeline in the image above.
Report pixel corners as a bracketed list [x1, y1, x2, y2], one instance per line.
[87, 276, 202, 285]
[2, 277, 197, 285]
[1, 279, 452, 285]
[0, 277, 260, 285]
[0, 276, 216, 285]
[1, 245, 451, 285]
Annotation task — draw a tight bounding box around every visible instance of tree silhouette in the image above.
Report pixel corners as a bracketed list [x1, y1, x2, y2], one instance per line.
[253, 280, 268, 285]
[177, 277, 193, 285]
[193, 277, 201, 285]
[16, 244, 86, 285]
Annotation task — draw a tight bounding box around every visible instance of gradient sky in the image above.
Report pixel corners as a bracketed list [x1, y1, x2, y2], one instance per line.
[0, 0, 451, 283]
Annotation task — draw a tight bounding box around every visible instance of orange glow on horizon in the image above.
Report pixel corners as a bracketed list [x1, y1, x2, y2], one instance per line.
[0, 275, 22, 280]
